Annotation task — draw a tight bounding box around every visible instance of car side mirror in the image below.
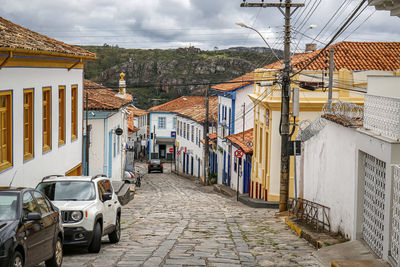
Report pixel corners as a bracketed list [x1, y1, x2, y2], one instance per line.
[26, 212, 41, 221]
[102, 193, 112, 202]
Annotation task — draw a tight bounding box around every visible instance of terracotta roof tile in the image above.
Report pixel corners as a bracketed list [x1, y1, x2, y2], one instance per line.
[84, 80, 131, 110]
[0, 16, 96, 58]
[127, 106, 148, 117]
[148, 96, 218, 123]
[212, 73, 255, 92]
[263, 41, 400, 71]
[226, 128, 254, 154]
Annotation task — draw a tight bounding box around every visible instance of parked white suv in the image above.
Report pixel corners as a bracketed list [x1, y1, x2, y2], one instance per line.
[36, 174, 122, 253]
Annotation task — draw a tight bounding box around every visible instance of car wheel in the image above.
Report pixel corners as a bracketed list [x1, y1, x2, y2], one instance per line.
[11, 251, 23, 267]
[108, 215, 121, 243]
[88, 222, 102, 253]
[45, 237, 63, 267]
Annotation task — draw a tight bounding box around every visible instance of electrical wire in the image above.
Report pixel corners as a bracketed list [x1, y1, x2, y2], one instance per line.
[291, 0, 368, 78]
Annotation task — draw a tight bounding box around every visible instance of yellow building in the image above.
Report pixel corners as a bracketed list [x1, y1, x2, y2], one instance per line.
[249, 41, 400, 202]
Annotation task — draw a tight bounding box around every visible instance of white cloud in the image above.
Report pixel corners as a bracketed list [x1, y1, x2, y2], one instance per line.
[0, 0, 399, 50]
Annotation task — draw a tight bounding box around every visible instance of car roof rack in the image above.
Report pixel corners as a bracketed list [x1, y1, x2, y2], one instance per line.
[42, 174, 64, 182]
[91, 174, 107, 180]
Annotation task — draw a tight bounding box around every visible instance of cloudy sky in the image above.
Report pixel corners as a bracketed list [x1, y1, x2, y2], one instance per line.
[1, 0, 399, 52]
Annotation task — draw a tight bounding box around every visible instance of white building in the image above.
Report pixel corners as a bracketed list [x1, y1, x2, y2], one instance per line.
[225, 129, 253, 194]
[127, 106, 148, 159]
[174, 97, 218, 180]
[148, 96, 216, 161]
[0, 16, 96, 187]
[83, 80, 130, 181]
[299, 74, 400, 264]
[212, 73, 254, 188]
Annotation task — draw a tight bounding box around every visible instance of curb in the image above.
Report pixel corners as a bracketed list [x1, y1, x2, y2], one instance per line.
[285, 218, 323, 249]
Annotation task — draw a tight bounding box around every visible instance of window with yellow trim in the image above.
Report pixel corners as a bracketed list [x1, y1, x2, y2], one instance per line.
[58, 86, 65, 146]
[71, 86, 77, 141]
[43, 87, 51, 152]
[23, 89, 34, 161]
[0, 91, 12, 171]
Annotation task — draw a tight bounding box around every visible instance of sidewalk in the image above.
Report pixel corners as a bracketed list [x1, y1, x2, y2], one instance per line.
[282, 216, 390, 267]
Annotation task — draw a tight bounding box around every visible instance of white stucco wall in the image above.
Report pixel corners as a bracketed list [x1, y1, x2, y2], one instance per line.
[302, 121, 358, 238]
[86, 109, 127, 181]
[234, 85, 254, 134]
[229, 145, 245, 193]
[175, 116, 204, 177]
[149, 112, 176, 159]
[0, 67, 83, 187]
[302, 119, 400, 241]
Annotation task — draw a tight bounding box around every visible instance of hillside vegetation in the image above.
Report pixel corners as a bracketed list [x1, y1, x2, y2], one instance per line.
[83, 45, 281, 109]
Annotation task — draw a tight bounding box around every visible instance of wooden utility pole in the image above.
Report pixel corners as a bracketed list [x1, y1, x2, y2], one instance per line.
[204, 84, 210, 185]
[241, 0, 303, 211]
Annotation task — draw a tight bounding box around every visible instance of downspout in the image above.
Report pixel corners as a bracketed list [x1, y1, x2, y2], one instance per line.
[0, 51, 13, 70]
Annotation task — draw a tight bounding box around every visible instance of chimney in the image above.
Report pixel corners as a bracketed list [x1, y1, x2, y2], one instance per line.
[305, 43, 317, 52]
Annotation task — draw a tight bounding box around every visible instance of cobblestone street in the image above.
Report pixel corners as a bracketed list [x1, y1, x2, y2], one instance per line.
[55, 166, 319, 267]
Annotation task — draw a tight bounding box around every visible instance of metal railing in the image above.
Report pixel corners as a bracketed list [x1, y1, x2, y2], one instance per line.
[290, 198, 331, 232]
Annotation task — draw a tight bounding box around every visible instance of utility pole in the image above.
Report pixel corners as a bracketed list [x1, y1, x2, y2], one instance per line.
[241, 0, 303, 211]
[204, 84, 210, 186]
[328, 47, 335, 103]
[153, 125, 156, 154]
[242, 103, 245, 140]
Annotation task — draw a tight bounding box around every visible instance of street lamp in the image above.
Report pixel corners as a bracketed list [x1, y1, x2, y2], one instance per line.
[235, 22, 281, 63]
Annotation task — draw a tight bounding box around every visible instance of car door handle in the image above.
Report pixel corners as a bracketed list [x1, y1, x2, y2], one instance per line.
[108, 204, 112, 207]
[114, 201, 118, 204]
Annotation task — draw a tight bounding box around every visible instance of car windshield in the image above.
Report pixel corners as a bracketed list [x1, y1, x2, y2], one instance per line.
[0, 193, 18, 221]
[151, 160, 161, 164]
[37, 181, 96, 201]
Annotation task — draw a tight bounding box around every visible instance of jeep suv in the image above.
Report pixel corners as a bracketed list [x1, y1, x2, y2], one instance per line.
[36, 174, 121, 253]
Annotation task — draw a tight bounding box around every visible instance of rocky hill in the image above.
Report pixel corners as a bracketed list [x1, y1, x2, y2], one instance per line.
[83, 45, 281, 109]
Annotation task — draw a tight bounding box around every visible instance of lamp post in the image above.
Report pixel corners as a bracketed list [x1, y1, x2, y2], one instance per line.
[236, 22, 281, 63]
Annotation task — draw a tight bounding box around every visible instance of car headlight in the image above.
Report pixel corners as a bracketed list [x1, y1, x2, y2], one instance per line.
[70, 211, 83, 222]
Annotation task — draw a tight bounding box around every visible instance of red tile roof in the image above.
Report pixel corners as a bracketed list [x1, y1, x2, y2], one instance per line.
[148, 96, 218, 123]
[212, 73, 255, 92]
[127, 106, 148, 117]
[126, 106, 147, 133]
[263, 41, 400, 71]
[0, 16, 96, 58]
[226, 128, 254, 154]
[84, 80, 131, 110]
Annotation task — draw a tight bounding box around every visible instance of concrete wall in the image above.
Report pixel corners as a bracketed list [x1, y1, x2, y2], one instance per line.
[234, 85, 254, 134]
[302, 120, 358, 238]
[0, 67, 83, 187]
[149, 112, 176, 159]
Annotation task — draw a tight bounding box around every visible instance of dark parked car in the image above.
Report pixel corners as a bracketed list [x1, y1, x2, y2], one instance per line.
[0, 188, 63, 267]
[148, 159, 163, 173]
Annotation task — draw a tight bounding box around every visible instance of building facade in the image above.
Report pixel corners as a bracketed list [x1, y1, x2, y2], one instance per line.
[212, 73, 255, 186]
[0, 16, 96, 187]
[83, 80, 130, 181]
[249, 41, 400, 202]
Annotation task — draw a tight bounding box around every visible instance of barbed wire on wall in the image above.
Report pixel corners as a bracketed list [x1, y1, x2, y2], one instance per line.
[322, 99, 364, 125]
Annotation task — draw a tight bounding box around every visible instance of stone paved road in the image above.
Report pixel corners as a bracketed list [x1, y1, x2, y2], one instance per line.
[40, 165, 319, 267]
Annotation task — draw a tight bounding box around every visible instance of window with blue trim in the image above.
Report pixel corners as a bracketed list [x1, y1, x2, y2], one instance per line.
[173, 117, 176, 129]
[191, 125, 194, 142]
[218, 104, 220, 123]
[183, 122, 186, 138]
[158, 117, 166, 129]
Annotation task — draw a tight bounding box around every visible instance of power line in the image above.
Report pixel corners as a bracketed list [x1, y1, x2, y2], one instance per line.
[291, 0, 368, 77]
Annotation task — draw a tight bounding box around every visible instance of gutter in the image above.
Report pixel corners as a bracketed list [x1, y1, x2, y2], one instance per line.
[0, 48, 98, 61]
